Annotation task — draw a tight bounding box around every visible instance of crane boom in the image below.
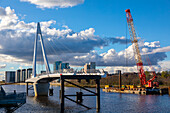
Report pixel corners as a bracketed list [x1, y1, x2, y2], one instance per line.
[125, 9, 146, 86]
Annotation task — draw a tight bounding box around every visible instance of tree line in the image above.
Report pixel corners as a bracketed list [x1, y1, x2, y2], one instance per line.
[68, 71, 170, 87]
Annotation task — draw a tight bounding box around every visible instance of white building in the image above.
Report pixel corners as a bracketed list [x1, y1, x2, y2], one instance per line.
[84, 62, 96, 73]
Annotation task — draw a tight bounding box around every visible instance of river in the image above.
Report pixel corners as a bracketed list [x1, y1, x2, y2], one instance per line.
[1, 85, 170, 113]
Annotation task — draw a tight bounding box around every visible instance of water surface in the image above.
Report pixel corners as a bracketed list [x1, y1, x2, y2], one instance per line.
[1, 85, 170, 113]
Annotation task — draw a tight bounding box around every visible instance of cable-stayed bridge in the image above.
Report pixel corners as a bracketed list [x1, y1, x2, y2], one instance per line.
[25, 22, 105, 96]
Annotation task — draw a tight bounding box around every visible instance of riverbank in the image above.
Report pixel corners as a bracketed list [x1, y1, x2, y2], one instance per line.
[1, 82, 105, 88]
[1, 83, 29, 85]
[1, 82, 169, 89]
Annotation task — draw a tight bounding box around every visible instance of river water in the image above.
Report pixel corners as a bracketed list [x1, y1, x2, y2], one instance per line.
[1, 85, 170, 113]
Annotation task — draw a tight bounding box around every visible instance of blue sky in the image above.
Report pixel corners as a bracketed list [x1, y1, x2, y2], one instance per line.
[2, 0, 169, 52]
[1, 0, 169, 39]
[0, 0, 170, 76]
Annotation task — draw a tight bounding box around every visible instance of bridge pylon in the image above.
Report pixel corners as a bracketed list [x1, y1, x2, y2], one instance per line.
[32, 22, 51, 78]
[32, 22, 51, 96]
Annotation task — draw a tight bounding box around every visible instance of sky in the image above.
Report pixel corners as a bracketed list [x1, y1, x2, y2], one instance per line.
[0, 0, 170, 79]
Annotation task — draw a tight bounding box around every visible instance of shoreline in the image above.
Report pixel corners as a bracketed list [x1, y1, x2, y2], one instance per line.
[1, 82, 105, 88]
[1, 83, 169, 89]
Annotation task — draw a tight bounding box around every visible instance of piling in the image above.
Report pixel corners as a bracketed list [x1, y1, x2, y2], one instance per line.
[60, 75, 101, 112]
[96, 79, 100, 112]
[26, 83, 28, 96]
[60, 79, 64, 113]
[119, 70, 122, 89]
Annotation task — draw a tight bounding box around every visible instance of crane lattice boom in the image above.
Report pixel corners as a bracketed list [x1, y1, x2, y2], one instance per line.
[125, 9, 146, 86]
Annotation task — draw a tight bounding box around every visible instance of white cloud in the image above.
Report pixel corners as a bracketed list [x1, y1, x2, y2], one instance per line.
[157, 61, 170, 72]
[62, 25, 69, 29]
[103, 65, 160, 74]
[72, 41, 167, 66]
[0, 71, 5, 81]
[10, 67, 14, 69]
[0, 64, 7, 68]
[104, 61, 170, 74]
[19, 66, 22, 69]
[0, 6, 168, 70]
[144, 41, 160, 47]
[20, 63, 32, 67]
[0, 7, 18, 30]
[0, 54, 24, 63]
[142, 46, 170, 55]
[20, 0, 84, 9]
[0, 6, 106, 64]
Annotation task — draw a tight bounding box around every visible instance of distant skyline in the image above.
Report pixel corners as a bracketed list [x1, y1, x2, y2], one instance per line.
[0, 0, 170, 79]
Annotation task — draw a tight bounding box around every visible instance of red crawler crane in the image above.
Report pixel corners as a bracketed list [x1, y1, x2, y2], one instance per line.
[125, 9, 158, 87]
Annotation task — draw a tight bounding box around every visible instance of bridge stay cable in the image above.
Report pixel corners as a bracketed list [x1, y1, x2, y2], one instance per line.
[43, 35, 88, 70]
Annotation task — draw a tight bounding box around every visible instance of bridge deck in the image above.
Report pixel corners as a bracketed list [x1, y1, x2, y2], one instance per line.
[26, 73, 105, 83]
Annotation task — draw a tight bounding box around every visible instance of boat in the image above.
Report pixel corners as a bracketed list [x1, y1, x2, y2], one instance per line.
[0, 85, 26, 112]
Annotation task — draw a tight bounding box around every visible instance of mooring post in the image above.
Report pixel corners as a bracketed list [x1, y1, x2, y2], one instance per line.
[26, 83, 28, 96]
[96, 79, 100, 112]
[119, 70, 122, 89]
[60, 78, 64, 113]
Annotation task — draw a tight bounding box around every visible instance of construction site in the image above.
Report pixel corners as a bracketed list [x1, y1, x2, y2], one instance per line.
[103, 9, 170, 95]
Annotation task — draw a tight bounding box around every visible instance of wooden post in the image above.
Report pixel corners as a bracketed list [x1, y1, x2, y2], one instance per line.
[119, 70, 122, 89]
[26, 83, 28, 96]
[60, 78, 64, 113]
[59, 75, 101, 112]
[96, 79, 100, 112]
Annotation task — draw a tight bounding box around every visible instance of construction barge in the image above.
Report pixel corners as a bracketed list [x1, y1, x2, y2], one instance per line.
[103, 86, 169, 95]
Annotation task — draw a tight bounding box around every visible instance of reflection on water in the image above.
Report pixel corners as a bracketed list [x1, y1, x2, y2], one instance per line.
[33, 96, 60, 108]
[1, 85, 170, 113]
[119, 93, 122, 98]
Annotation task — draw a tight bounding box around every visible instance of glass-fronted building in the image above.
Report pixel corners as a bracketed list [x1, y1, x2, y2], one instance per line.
[54, 61, 70, 73]
[5, 71, 15, 83]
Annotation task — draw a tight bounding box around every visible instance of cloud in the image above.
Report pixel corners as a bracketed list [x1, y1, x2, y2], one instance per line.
[104, 61, 170, 74]
[108, 36, 131, 44]
[20, 0, 84, 9]
[157, 61, 170, 72]
[142, 46, 170, 55]
[72, 41, 167, 66]
[0, 6, 168, 69]
[0, 6, 131, 65]
[19, 66, 22, 69]
[0, 7, 104, 62]
[104, 65, 161, 74]
[0, 64, 7, 68]
[0, 71, 5, 80]
[0, 54, 24, 63]
[10, 67, 14, 69]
